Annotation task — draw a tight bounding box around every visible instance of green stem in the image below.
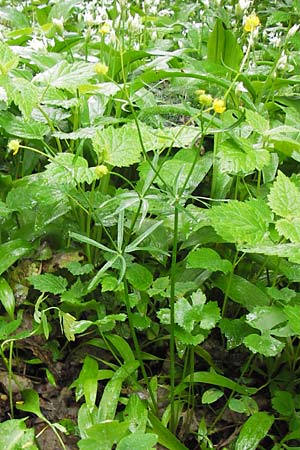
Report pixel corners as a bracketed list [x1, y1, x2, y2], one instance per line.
[169, 204, 179, 432]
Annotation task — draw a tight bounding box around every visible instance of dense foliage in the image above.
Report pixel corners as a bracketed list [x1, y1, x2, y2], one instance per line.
[0, 0, 300, 448]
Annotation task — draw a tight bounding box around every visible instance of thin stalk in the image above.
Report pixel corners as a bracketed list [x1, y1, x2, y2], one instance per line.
[169, 204, 179, 433]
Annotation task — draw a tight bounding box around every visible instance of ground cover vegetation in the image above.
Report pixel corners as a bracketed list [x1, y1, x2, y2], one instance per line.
[0, 0, 300, 448]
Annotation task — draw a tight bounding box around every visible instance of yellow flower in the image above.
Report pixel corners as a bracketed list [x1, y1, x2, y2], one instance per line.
[94, 165, 109, 178]
[99, 22, 110, 35]
[8, 139, 21, 155]
[94, 62, 109, 75]
[213, 98, 226, 114]
[244, 13, 260, 33]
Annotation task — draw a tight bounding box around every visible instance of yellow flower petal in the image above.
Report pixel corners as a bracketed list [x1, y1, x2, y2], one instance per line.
[213, 98, 226, 114]
[244, 13, 260, 32]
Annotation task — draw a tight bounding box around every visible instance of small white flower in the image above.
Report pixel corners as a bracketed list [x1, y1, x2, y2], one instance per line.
[0, 87, 7, 102]
[235, 82, 248, 94]
[287, 24, 300, 39]
[277, 51, 288, 70]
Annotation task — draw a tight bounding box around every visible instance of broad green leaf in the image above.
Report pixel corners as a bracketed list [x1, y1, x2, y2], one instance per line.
[98, 361, 139, 422]
[180, 370, 256, 395]
[48, 0, 79, 20]
[33, 61, 95, 92]
[276, 217, 300, 243]
[117, 432, 157, 450]
[0, 42, 19, 74]
[284, 305, 300, 335]
[246, 306, 287, 333]
[207, 19, 242, 71]
[71, 356, 99, 406]
[10, 77, 39, 120]
[92, 124, 144, 168]
[186, 248, 232, 273]
[16, 389, 43, 418]
[235, 412, 274, 450]
[29, 274, 68, 294]
[268, 171, 300, 218]
[245, 109, 270, 134]
[0, 277, 15, 319]
[229, 396, 258, 415]
[217, 139, 270, 175]
[0, 239, 33, 275]
[201, 388, 224, 404]
[272, 390, 294, 416]
[240, 243, 300, 264]
[126, 263, 153, 291]
[79, 421, 129, 450]
[106, 334, 136, 363]
[0, 418, 38, 450]
[0, 112, 49, 140]
[123, 394, 148, 433]
[213, 274, 270, 310]
[219, 318, 253, 350]
[209, 199, 272, 245]
[243, 333, 285, 356]
[0, 317, 21, 340]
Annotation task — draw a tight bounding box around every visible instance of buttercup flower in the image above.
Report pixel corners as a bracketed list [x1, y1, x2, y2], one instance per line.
[198, 91, 213, 106]
[8, 139, 21, 156]
[94, 62, 108, 75]
[99, 22, 110, 34]
[213, 98, 226, 114]
[244, 13, 260, 32]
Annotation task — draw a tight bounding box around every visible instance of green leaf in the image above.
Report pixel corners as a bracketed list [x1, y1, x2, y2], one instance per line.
[71, 356, 99, 407]
[207, 19, 242, 71]
[98, 361, 139, 422]
[29, 274, 68, 294]
[235, 412, 274, 450]
[246, 306, 287, 333]
[240, 243, 300, 264]
[213, 274, 270, 310]
[0, 42, 19, 75]
[272, 390, 294, 416]
[106, 334, 136, 363]
[180, 370, 256, 395]
[33, 61, 95, 92]
[0, 418, 38, 450]
[219, 318, 253, 350]
[243, 334, 285, 357]
[0, 277, 15, 319]
[0, 239, 33, 276]
[245, 109, 270, 134]
[92, 124, 143, 168]
[186, 248, 232, 273]
[10, 77, 39, 120]
[229, 396, 258, 415]
[276, 217, 300, 243]
[79, 421, 129, 450]
[209, 199, 272, 245]
[201, 388, 224, 404]
[16, 389, 43, 418]
[284, 305, 300, 335]
[126, 263, 153, 291]
[117, 431, 157, 450]
[268, 171, 300, 218]
[0, 112, 50, 140]
[148, 412, 189, 450]
[123, 394, 148, 433]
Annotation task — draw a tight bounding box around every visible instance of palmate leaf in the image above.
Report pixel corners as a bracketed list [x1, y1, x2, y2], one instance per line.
[0, 419, 38, 450]
[0, 112, 49, 140]
[10, 77, 39, 120]
[33, 61, 95, 92]
[268, 171, 300, 218]
[208, 198, 272, 245]
[243, 333, 285, 357]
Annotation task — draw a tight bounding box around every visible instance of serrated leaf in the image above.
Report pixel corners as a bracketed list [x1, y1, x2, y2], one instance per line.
[29, 274, 68, 294]
[10, 77, 39, 120]
[243, 333, 285, 356]
[235, 412, 274, 450]
[33, 61, 95, 92]
[209, 198, 272, 245]
[276, 217, 300, 242]
[187, 248, 232, 273]
[0, 42, 19, 74]
[92, 124, 143, 168]
[0, 112, 49, 140]
[245, 109, 270, 134]
[240, 243, 300, 264]
[126, 263, 153, 291]
[268, 171, 300, 218]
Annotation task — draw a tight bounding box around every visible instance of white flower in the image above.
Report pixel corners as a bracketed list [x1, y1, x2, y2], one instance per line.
[287, 24, 300, 39]
[235, 82, 248, 94]
[277, 51, 288, 70]
[238, 0, 252, 11]
[0, 87, 7, 102]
